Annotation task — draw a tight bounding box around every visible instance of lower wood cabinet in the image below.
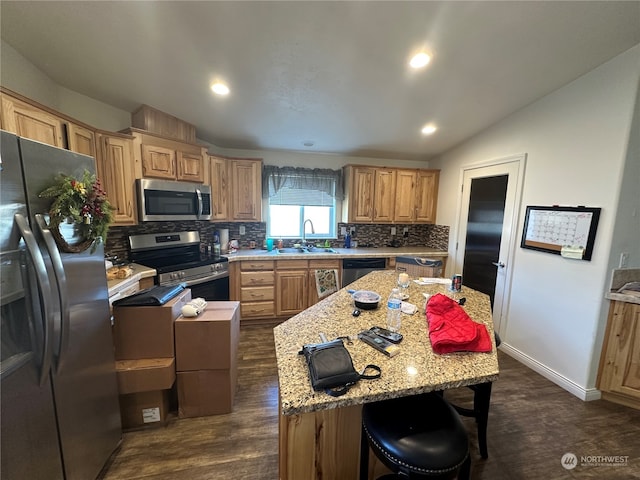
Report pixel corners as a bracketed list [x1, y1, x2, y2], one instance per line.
[276, 260, 309, 317]
[237, 260, 275, 320]
[597, 300, 640, 410]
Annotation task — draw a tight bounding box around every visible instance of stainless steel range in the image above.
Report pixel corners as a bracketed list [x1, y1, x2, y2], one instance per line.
[129, 231, 229, 301]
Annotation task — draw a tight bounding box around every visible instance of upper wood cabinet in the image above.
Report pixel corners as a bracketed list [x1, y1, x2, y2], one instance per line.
[1, 92, 67, 148]
[208, 155, 230, 220]
[96, 132, 136, 225]
[343, 165, 439, 224]
[230, 158, 262, 221]
[67, 123, 97, 157]
[127, 128, 205, 183]
[394, 169, 440, 223]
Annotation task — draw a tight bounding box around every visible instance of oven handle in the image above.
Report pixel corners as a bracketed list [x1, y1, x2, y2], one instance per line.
[165, 271, 229, 287]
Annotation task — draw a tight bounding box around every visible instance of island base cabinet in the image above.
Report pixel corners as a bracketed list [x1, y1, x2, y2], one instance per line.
[279, 403, 363, 480]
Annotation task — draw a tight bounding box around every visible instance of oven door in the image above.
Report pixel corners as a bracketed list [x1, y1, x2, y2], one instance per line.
[169, 273, 230, 301]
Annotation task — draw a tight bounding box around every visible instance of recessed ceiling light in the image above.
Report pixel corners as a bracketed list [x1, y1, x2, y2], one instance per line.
[211, 82, 230, 96]
[303, 141, 315, 147]
[421, 124, 437, 135]
[409, 52, 431, 69]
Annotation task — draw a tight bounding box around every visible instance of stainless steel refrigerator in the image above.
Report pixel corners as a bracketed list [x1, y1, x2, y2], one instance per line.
[1, 131, 121, 479]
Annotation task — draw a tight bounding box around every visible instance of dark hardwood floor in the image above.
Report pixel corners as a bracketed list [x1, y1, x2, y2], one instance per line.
[100, 325, 639, 480]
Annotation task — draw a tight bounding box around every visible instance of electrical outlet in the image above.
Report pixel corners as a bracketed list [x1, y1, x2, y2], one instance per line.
[620, 252, 629, 268]
[403, 227, 409, 234]
[341, 226, 347, 235]
[350, 226, 356, 235]
[239, 226, 246, 235]
[391, 227, 397, 236]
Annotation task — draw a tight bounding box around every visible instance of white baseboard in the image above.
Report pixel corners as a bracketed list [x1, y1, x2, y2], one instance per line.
[499, 343, 601, 402]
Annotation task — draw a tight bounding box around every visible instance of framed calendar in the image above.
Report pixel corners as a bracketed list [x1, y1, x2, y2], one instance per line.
[520, 206, 601, 260]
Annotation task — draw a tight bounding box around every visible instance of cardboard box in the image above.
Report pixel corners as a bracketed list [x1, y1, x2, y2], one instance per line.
[113, 288, 191, 360]
[119, 389, 171, 429]
[174, 301, 240, 371]
[116, 358, 176, 395]
[177, 369, 236, 418]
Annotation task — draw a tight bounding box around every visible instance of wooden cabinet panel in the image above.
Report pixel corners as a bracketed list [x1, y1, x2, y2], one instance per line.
[349, 167, 375, 222]
[598, 301, 640, 409]
[177, 150, 204, 182]
[210, 156, 230, 220]
[414, 170, 439, 223]
[240, 271, 274, 287]
[1, 94, 65, 148]
[393, 170, 417, 223]
[373, 169, 396, 222]
[276, 270, 308, 317]
[241, 302, 276, 318]
[141, 144, 176, 179]
[241, 286, 275, 302]
[97, 133, 136, 225]
[67, 123, 96, 157]
[230, 159, 262, 221]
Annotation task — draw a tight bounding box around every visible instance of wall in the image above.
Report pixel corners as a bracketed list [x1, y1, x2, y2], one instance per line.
[430, 44, 640, 399]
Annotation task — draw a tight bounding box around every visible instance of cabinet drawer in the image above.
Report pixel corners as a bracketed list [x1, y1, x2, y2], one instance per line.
[241, 260, 274, 271]
[241, 286, 274, 302]
[276, 259, 309, 270]
[241, 302, 275, 318]
[241, 271, 274, 286]
[309, 259, 341, 269]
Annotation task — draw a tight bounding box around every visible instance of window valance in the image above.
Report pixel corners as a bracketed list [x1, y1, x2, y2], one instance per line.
[262, 166, 344, 201]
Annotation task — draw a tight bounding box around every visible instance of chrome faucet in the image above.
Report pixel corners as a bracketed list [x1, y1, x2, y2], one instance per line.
[302, 219, 315, 245]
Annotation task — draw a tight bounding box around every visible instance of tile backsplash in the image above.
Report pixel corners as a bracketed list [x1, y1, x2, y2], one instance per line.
[105, 221, 449, 262]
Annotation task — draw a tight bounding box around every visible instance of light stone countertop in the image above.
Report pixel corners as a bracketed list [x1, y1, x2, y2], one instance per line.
[107, 263, 157, 298]
[274, 269, 499, 416]
[225, 246, 449, 261]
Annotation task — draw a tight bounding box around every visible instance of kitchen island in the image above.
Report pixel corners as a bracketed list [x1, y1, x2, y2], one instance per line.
[273, 270, 499, 479]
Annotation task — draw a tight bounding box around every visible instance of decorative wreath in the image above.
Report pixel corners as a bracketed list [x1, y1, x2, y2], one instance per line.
[39, 170, 114, 253]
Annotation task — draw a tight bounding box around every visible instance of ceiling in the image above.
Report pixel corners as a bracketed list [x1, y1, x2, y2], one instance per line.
[1, 1, 639, 161]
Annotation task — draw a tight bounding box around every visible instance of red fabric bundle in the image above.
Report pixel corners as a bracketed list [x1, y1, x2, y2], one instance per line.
[425, 293, 492, 354]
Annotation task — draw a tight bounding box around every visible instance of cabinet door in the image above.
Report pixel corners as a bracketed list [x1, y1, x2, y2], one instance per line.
[600, 302, 640, 403]
[373, 169, 396, 222]
[414, 170, 439, 223]
[349, 167, 375, 222]
[231, 159, 262, 221]
[1, 94, 66, 148]
[394, 170, 417, 223]
[67, 123, 96, 157]
[276, 270, 308, 316]
[177, 151, 204, 183]
[141, 144, 176, 179]
[97, 135, 136, 225]
[210, 156, 229, 220]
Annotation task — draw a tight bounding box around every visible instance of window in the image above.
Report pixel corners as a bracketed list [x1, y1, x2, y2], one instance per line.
[263, 166, 343, 240]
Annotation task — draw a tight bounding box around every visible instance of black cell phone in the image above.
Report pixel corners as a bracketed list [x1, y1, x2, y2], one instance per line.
[369, 326, 403, 344]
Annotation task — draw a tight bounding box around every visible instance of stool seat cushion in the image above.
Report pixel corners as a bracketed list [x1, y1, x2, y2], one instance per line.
[363, 393, 468, 476]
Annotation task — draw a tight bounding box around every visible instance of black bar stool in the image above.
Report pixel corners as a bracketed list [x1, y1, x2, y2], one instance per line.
[361, 392, 470, 480]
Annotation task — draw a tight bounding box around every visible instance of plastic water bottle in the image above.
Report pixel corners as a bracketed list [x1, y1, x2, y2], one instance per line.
[386, 288, 402, 332]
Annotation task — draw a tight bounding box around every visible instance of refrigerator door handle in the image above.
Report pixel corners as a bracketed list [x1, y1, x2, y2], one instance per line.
[35, 214, 69, 373]
[14, 213, 55, 386]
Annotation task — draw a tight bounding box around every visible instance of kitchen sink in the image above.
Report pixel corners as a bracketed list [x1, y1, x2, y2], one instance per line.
[275, 247, 338, 254]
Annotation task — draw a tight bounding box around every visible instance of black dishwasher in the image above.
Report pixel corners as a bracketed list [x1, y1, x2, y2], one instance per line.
[342, 258, 387, 287]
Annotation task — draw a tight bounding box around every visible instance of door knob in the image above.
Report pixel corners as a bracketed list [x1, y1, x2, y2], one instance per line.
[492, 261, 505, 268]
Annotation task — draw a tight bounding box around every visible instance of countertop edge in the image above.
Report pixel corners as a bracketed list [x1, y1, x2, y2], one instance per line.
[107, 263, 157, 297]
[605, 291, 640, 305]
[225, 247, 449, 262]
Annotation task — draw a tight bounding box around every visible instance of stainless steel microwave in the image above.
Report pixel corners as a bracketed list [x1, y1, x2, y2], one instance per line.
[137, 179, 212, 222]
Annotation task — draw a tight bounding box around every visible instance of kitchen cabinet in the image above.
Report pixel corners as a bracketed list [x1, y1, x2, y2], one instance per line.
[1, 91, 66, 148]
[127, 128, 205, 183]
[346, 166, 376, 222]
[238, 260, 275, 320]
[393, 169, 440, 223]
[276, 260, 309, 317]
[96, 131, 137, 225]
[208, 155, 230, 220]
[67, 123, 97, 157]
[230, 158, 262, 221]
[373, 168, 396, 222]
[597, 300, 640, 410]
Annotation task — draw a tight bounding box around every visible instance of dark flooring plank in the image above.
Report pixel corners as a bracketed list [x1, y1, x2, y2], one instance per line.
[100, 325, 640, 480]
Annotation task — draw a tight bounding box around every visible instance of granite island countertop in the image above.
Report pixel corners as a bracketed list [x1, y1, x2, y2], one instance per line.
[225, 246, 448, 261]
[274, 270, 499, 416]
